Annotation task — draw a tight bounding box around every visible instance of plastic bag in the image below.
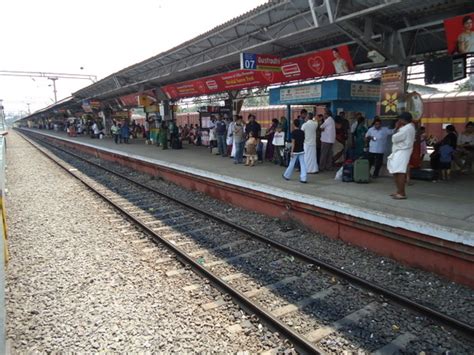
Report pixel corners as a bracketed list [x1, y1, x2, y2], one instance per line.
[334, 166, 343, 181]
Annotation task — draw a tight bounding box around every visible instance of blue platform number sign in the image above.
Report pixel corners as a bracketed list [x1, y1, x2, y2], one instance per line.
[240, 53, 257, 70]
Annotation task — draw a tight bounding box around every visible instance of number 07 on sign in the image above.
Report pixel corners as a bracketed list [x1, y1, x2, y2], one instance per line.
[240, 53, 281, 72]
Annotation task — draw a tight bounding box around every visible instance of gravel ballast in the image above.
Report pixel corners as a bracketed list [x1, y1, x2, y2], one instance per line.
[5, 131, 290, 353]
[50, 135, 473, 326]
[15, 130, 474, 353]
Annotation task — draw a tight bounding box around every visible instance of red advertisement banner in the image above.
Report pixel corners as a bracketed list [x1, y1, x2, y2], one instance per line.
[444, 13, 474, 55]
[119, 90, 155, 107]
[163, 45, 353, 99]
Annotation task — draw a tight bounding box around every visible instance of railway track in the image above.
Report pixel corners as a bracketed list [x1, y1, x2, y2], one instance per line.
[19, 131, 474, 354]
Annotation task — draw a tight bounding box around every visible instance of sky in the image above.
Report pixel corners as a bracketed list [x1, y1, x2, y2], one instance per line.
[1, 0, 470, 117]
[0, 0, 267, 115]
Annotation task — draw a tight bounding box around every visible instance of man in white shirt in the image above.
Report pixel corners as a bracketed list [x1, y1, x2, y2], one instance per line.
[365, 118, 393, 178]
[319, 110, 336, 171]
[387, 112, 416, 200]
[301, 112, 319, 173]
[92, 122, 100, 138]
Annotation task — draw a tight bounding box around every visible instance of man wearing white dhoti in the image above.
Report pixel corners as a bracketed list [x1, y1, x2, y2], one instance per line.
[301, 113, 319, 173]
[387, 112, 416, 200]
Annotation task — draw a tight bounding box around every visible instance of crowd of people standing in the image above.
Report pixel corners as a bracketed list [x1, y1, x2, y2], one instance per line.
[56, 108, 473, 200]
[429, 121, 474, 181]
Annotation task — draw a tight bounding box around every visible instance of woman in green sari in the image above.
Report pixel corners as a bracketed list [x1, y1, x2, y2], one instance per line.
[160, 120, 168, 150]
[353, 116, 367, 158]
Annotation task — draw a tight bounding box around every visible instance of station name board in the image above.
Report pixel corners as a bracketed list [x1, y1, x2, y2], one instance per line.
[279, 84, 322, 103]
[240, 53, 281, 72]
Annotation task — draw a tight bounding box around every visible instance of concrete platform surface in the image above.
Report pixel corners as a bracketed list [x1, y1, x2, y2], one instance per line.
[21, 129, 474, 246]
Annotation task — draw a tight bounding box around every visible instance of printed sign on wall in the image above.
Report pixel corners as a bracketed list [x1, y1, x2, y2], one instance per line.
[350, 83, 380, 99]
[279, 84, 322, 103]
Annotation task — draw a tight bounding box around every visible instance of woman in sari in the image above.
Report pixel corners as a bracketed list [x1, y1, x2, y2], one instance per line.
[265, 118, 279, 161]
[353, 115, 368, 158]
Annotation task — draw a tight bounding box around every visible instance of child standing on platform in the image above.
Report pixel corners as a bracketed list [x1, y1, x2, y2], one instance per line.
[439, 143, 454, 180]
[245, 131, 258, 166]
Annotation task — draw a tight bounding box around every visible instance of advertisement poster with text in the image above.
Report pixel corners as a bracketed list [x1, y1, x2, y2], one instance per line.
[379, 67, 406, 119]
[444, 13, 474, 54]
[162, 46, 353, 99]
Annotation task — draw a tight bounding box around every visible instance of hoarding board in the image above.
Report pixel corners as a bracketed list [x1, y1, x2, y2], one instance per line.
[444, 13, 474, 54]
[379, 67, 406, 119]
[163, 45, 353, 99]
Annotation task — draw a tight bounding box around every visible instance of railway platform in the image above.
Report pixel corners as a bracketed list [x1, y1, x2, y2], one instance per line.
[19, 128, 474, 287]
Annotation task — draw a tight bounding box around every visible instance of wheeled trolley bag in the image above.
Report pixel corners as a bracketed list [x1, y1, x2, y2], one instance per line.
[353, 159, 370, 183]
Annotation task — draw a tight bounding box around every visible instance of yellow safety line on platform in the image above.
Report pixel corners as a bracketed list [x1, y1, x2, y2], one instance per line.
[420, 117, 471, 124]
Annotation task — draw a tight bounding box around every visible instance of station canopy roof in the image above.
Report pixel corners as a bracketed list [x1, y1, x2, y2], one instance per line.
[20, 0, 472, 122]
[29, 96, 77, 118]
[72, 0, 472, 102]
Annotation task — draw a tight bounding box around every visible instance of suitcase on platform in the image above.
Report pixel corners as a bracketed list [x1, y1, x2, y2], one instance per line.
[353, 159, 369, 183]
[411, 168, 436, 181]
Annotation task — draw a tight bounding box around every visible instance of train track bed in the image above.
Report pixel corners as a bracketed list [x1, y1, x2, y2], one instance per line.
[6, 132, 291, 353]
[21, 132, 474, 353]
[110, 157, 474, 322]
[30, 132, 474, 326]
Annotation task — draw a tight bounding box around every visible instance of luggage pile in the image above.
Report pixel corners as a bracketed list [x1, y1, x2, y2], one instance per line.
[341, 157, 370, 183]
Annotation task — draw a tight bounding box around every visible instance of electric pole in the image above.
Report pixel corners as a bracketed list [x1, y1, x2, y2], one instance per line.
[48, 77, 58, 103]
[0, 70, 97, 105]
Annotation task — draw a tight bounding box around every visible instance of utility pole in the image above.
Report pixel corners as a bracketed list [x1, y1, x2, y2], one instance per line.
[48, 77, 58, 103]
[0, 70, 97, 105]
[26, 102, 31, 115]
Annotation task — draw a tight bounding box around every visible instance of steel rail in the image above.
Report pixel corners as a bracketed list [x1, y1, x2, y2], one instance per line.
[18, 131, 324, 354]
[20, 130, 474, 338]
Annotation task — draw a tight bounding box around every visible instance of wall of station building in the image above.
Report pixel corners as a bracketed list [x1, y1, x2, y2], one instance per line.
[176, 94, 474, 139]
[21, 93, 473, 142]
[176, 106, 310, 129]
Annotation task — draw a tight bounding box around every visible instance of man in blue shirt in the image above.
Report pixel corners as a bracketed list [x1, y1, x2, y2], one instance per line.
[365, 118, 393, 178]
